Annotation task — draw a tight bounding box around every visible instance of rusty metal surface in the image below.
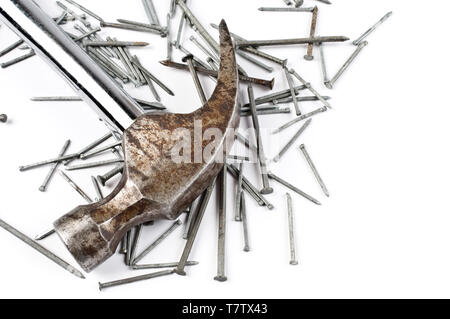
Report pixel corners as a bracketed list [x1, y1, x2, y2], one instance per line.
[54, 20, 239, 272]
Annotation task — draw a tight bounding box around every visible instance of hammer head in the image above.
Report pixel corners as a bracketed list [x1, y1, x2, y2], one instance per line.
[54, 20, 239, 272]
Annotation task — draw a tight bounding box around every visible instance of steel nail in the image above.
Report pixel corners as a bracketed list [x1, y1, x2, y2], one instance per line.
[241, 108, 291, 117]
[214, 166, 227, 282]
[353, 11, 393, 46]
[132, 58, 175, 96]
[115, 19, 166, 33]
[58, 170, 93, 203]
[1, 50, 35, 68]
[183, 201, 197, 239]
[326, 41, 368, 89]
[248, 85, 273, 194]
[30, 96, 82, 102]
[0, 218, 85, 279]
[273, 106, 327, 134]
[175, 180, 216, 275]
[34, 228, 56, 241]
[0, 39, 24, 57]
[284, 64, 302, 115]
[20, 153, 80, 172]
[91, 176, 104, 201]
[237, 36, 349, 48]
[64, 133, 113, 165]
[318, 43, 329, 84]
[132, 220, 182, 265]
[142, 0, 161, 26]
[258, 7, 316, 12]
[268, 172, 321, 205]
[235, 162, 244, 221]
[98, 165, 124, 186]
[39, 140, 71, 192]
[66, 159, 124, 171]
[273, 119, 312, 163]
[79, 141, 122, 159]
[299, 144, 329, 197]
[166, 14, 173, 61]
[286, 193, 298, 265]
[241, 192, 250, 252]
[129, 224, 143, 265]
[135, 99, 166, 110]
[100, 21, 161, 34]
[83, 41, 149, 47]
[183, 54, 207, 104]
[99, 269, 174, 290]
[133, 261, 198, 270]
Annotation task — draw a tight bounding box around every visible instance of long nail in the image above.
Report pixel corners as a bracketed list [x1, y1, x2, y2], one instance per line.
[0, 218, 85, 279]
[79, 141, 122, 159]
[273, 119, 312, 162]
[305, 6, 318, 60]
[268, 172, 321, 205]
[248, 85, 273, 194]
[132, 220, 182, 265]
[133, 261, 198, 270]
[125, 229, 133, 265]
[214, 167, 227, 282]
[64, 133, 112, 166]
[91, 176, 104, 201]
[241, 108, 291, 117]
[289, 69, 331, 108]
[284, 65, 302, 115]
[129, 224, 143, 265]
[30, 96, 82, 102]
[65, 0, 104, 22]
[326, 41, 368, 89]
[1, 50, 35, 68]
[142, 0, 160, 26]
[0, 39, 24, 57]
[116, 19, 166, 33]
[183, 54, 207, 104]
[353, 11, 393, 46]
[299, 144, 329, 197]
[132, 58, 175, 96]
[20, 153, 80, 172]
[183, 202, 197, 239]
[99, 269, 174, 290]
[241, 192, 250, 252]
[100, 21, 161, 34]
[235, 162, 244, 221]
[39, 140, 71, 192]
[258, 7, 315, 12]
[175, 180, 216, 275]
[318, 43, 329, 83]
[65, 159, 124, 171]
[237, 36, 349, 48]
[34, 228, 56, 241]
[273, 107, 327, 134]
[286, 193, 298, 265]
[58, 170, 93, 203]
[84, 41, 149, 47]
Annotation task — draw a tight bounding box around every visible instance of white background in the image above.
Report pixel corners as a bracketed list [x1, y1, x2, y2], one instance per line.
[0, 0, 449, 299]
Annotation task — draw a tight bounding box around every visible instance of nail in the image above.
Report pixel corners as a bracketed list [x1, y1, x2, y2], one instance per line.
[318, 43, 329, 84]
[65, 0, 104, 22]
[214, 167, 227, 282]
[132, 220, 182, 265]
[175, 6, 187, 47]
[142, 0, 160, 26]
[120, 232, 128, 254]
[73, 27, 101, 42]
[237, 51, 274, 73]
[177, 0, 219, 54]
[305, 7, 318, 60]
[0, 39, 24, 57]
[100, 21, 161, 34]
[66, 159, 124, 171]
[258, 7, 315, 12]
[268, 172, 321, 205]
[248, 85, 273, 194]
[97, 165, 124, 186]
[58, 170, 93, 203]
[87, 48, 131, 81]
[84, 41, 149, 47]
[114, 44, 139, 83]
[353, 11, 393, 46]
[189, 36, 219, 62]
[284, 65, 302, 115]
[182, 54, 207, 104]
[64, 133, 112, 165]
[20, 153, 80, 172]
[132, 58, 175, 96]
[235, 133, 258, 153]
[175, 180, 216, 275]
[249, 86, 307, 106]
[286, 193, 298, 265]
[0, 114, 8, 123]
[289, 68, 331, 108]
[326, 41, 368, 89]
[39, 140, 71, 192]
[273, 107, 327, 134]
[160, 60, 275, 89]
[273, 119, 312, 163]
[1, 50, 35, 68]
[275, 95, 331, 104]
[99, 269, 174, 290]
[0, 218, 85, 279]
[299, 144, 329, 197]
[173, 41, 213, 71]
[56, 1, 90, 28]
[170, 0, 177, 17]
[116, 19, 167, 33]
[166, 14, 173, 61]
[133, 261, 198, 270]
[91, 176, 104, 201]
[129, 224, 143, 265]
[34, 228, 56, 241]
[235, 162, 244, 221]
[183, 202, 197, 239]
[241, 192, 250, 252]
[135, 99, 166, 110]
[79, 141, 122, 159]
[30, 96, 82, 102]
[125, 229, 133, 265]
[241, 108, 291, 117]
[237, 36, 349, 48]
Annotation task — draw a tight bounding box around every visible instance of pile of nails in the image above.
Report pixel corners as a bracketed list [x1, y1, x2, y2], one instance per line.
[0, 0, 392, 290]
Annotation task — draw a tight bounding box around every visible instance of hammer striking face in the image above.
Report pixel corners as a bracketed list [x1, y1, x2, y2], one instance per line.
[54, 20, 239, 272]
